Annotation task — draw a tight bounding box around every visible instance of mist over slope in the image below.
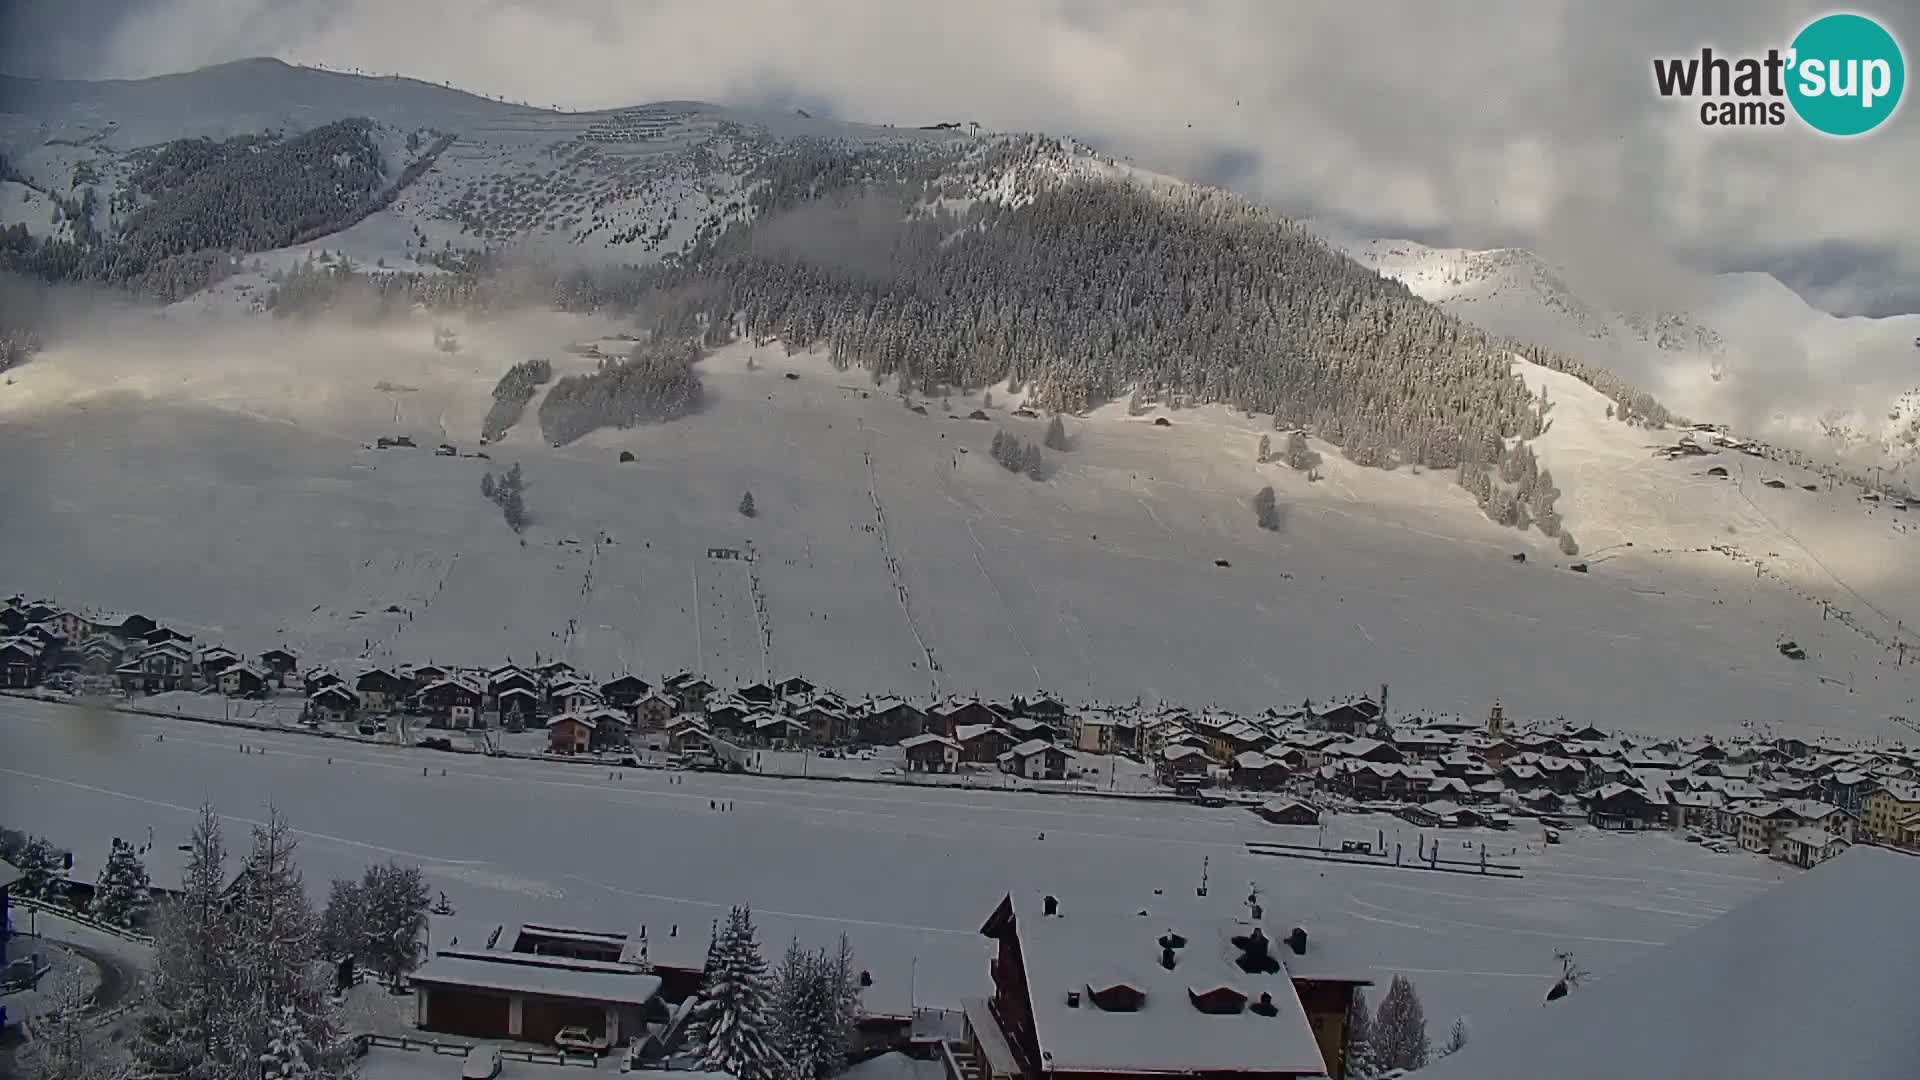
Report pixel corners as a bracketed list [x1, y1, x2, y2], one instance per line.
[1, 60, 1915, 739]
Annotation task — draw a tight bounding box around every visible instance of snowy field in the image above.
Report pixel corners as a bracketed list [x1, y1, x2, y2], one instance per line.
[3, 310, 1917, 740]
[0, 698, 1792, 1040]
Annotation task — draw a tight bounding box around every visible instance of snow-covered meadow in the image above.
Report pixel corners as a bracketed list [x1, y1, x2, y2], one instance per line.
[0, 697, 1791, 1042]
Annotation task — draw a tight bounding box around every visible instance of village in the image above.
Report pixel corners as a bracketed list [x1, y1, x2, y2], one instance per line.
[7, 589, 1919, 874]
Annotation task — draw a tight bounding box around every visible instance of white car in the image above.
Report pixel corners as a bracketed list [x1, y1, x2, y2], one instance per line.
[461, 1045, 501, 1080]
[554, 1026, 606, 1054]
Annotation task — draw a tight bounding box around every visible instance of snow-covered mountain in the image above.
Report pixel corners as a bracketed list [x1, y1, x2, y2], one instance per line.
[1321, 228, 1920, 478]
[2, 60, 1917, 741]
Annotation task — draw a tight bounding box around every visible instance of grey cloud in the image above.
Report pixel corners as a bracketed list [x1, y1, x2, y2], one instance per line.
[4, 0, 1917, 315]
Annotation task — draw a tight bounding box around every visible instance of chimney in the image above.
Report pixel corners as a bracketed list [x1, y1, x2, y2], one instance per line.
[1066, 990, 1081, 1008]
[1043, 894, 1059, 917]
[1288, 928, 1307, 956]
[1159, 945, 1177, 971]
[1252, 991, 1279, 1017]
[1250, 903, 1263, 921]
[860, 970, 873, 988]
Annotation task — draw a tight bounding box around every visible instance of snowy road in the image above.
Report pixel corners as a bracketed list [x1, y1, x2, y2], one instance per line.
[0, 697, 1790, 1037]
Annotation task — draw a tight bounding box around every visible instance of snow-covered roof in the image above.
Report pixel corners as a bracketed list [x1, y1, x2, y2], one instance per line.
[1779, 826, 1845, 850]
[1413, 848, 1920, 1080]
[409, 951, 661, 1005]
[1006, 905, 1329, 1076]
[899, 733, 959, 751]
[1006, 738, 1060, 759]
[1876, 778, 1920, 803]
[546, 712, 596, 730]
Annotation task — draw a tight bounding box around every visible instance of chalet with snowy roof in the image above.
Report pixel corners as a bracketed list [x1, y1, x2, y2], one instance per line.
[546, 712, 597, 754]
[1585, 783, 1660, 830]
[0, 637, 46, 688]
[1157, 745, 1213, 785]
[78, 635, 123, 674]
[418, 676, 484, 728]
[599, 674, 652, 713]
[793, 698, 854, 743]
[117, 640, 194, 694]
[1257, 799, 1321, 826]
[548, 680, 602, 716]
[775, 674, 816, 700]
[862, 697, 929, 744]
[1732, 802, 1803, 852]
[1666, 790, 1725, 831]
[1327, 737, 1402, 765]
[901, 733, 962, 773]
[1819, 769, 1877, 813]
[1230, 751, 1291, 791]
[306, 683, 359, 725]
[1000, 739, 1071, 780]
[534, 659, 578, 684]
[664, 717, 712, 753]
[737, 680, 777, 706]
[967, 891, 1370, 1079]
[302, 667, 344, 695]
[703, 695, 749, 729]
[665, 673, 715, 711]
[1312, 697, 1380, 736]
[488, 667, 539, 704]
[941, 699, 1007, 732]
[1776, 826, 1849, 868]
[218, 664, 268, 699]
[354, 668, 405, 711]
[258, 648, 298, 683]
[1865, 779, 1920, 842]
[633, 691, 675, 729]
[957, 723, 1018, 764]
[496, 686, 540, 729]
[196, 645, 240, 682]
[749, 711, 809, 747]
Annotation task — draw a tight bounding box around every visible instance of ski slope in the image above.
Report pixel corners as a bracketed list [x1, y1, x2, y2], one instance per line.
[0, 698, 1792, 1038]
[2, 306, 1916, 740]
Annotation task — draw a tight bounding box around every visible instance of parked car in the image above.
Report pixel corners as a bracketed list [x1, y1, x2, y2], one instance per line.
[461, 1044, 501, 1080]
[554, 1026, 607, 1054]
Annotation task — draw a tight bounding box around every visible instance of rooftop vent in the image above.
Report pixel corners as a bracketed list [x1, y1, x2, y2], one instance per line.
[859, 970, 873, 988]
[1232, 927, 1281, 975]
[1251, 991, 1279, 1017]
[1158, 930, 1188, 950]
[1043, 895, 1059, 917]
[1159, 945, 1177, 971]
[1066, 990, 1081, 1009]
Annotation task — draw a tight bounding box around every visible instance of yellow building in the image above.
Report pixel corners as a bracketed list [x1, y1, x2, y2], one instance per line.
[1864, 779, 1920, 843]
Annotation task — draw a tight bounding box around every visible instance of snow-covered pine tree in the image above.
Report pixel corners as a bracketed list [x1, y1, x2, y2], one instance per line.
[319, 877, 366, 962]
[1253, 485, 1280, 530]
[260, 1003, 316, 1080]
[687, 905, 784, 1080]
[1044, 415, 1070, 452]
[1439, 1016, 1469, 1058]
[739, 491, 756, 518]
[360, 861, 432, 986]
[1023, 442, 1043, 480]
[773, 939, 826, 1080]
[1257, 434, 1270, 462]
[1343, 987, 1381, 1080]
[15, 834, 65, 901]
[820, 933, 861, 1077]
[134, 803, 235, 1080]
[89, 836, 152, 928]
[1372, 974, 1430, 1073]
[228, 808, 350, 1078]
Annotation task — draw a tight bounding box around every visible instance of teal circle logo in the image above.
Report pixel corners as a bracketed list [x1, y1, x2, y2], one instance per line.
[1787, 13, 1905, 136]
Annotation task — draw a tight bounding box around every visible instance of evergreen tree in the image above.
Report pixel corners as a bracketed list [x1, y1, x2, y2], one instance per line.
[480, 472, 495, 499]
[89, 836, 151, 928]
[319, 877, 365, 961]
[1558, 529, 1580, 556]
[1023, 442, 1043, 480]
[1253, 485, 1280, 531]
[820, 933, 861, 1077]
[260, 1003, 317, 1080]
[1284, 431, 1321, 472]
[1343, 987, 1380, 1080]
[1373, 974, 1430, 1073]
[134, 803, 234, 1080]
[739, 491, 757, 518]
[360, 861, 432, 987]
[1257, 434, 1271, 462]
[1044, 415, 1070, 451]
[14, 834, 66, 901]
[687, 905, 784, 1080]
[773, 940, 828, 1080]
[990, 429, 1006, 462]
[227, 808, 349, 1079]
[1439, 1017, 1469, 1058]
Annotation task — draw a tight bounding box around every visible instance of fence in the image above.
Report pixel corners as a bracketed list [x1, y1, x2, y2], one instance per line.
[10, 894, 155, 945]
[356, 1033, 596, 1067]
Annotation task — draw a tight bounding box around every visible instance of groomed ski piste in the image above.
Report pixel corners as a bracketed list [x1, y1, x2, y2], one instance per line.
[2, 307, 1917, 742]
[0, 696, 1791, 1043]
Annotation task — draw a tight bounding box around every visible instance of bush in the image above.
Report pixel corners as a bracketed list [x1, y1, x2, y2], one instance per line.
[1558, 530, 1580, 556]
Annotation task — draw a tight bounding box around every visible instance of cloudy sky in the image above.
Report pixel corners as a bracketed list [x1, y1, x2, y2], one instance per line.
[5, 0, 1918, 316]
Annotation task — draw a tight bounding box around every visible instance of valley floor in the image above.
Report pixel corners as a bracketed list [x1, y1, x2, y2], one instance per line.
[0, 696, 1791, 1038]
